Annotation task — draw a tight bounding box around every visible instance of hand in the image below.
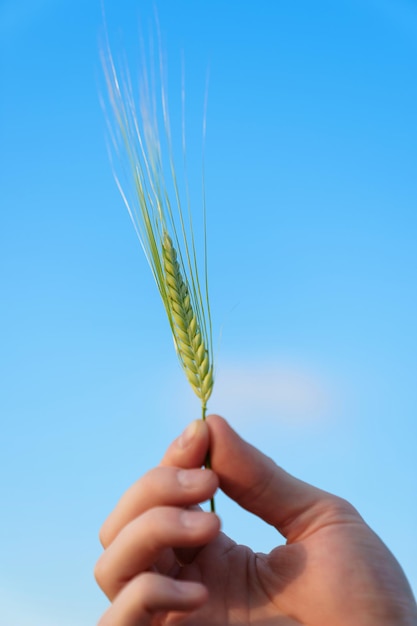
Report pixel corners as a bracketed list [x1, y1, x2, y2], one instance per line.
[95, 415, 417, 625]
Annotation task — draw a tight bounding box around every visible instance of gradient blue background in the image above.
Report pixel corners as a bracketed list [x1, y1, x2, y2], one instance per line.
[1, 1, 416, 624]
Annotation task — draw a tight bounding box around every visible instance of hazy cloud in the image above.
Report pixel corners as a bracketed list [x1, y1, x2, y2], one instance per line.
[216, 360, 335, 425]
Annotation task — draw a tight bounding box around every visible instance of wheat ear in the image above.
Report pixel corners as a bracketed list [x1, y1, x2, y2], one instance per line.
[162, 232, 213, 409]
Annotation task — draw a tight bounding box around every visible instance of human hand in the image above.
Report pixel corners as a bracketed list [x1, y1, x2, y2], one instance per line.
[95, 415, 417, 625]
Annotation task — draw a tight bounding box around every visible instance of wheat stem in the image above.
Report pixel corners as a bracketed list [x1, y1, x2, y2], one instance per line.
[201, 403, 216, 513]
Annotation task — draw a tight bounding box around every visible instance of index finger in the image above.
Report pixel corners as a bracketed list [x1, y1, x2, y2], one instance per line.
[159, 419, 210, 469]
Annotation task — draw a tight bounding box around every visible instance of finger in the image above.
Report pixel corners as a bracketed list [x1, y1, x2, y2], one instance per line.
[100, 467, 218, 548]
[207, 414, 359, 541]
[95, 507, 220, 600]
[160, 419, 210, 468]
[98, 572, 207, 626]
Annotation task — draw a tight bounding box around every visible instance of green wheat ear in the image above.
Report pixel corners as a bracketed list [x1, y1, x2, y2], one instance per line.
[101, 37, 215, 510]
[162, 232, 213, 409]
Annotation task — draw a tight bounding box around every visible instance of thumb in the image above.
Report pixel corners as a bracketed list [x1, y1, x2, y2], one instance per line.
[207, 414, 355, 541]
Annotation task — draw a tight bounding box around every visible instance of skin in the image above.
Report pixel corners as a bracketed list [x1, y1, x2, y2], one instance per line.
[95, 415, 417, 626]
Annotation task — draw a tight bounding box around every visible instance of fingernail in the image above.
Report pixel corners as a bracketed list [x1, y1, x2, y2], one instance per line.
[181, 510, 209, 529]
[178, 421, 198, 448]
[177, 469, 206, 488]
[171, 579, 206, 599]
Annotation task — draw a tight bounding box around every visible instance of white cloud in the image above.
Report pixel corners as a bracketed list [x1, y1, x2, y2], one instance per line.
[209, 359, 336, 426]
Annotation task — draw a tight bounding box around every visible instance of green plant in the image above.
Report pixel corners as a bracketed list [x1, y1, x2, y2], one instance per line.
[101, 41, 215, 510]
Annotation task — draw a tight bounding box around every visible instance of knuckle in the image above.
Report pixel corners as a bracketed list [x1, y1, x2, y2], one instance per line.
[331, 494, 361, 519]
[132, 571, 155, 596]
[142, 466, 175, 499]
[94, 556, 109, 591]
[314, 494, 362, 528]
[140, 506, 177, 540]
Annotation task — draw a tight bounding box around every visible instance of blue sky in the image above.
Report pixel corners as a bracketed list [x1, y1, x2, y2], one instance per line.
[1, 1, 417, 623]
